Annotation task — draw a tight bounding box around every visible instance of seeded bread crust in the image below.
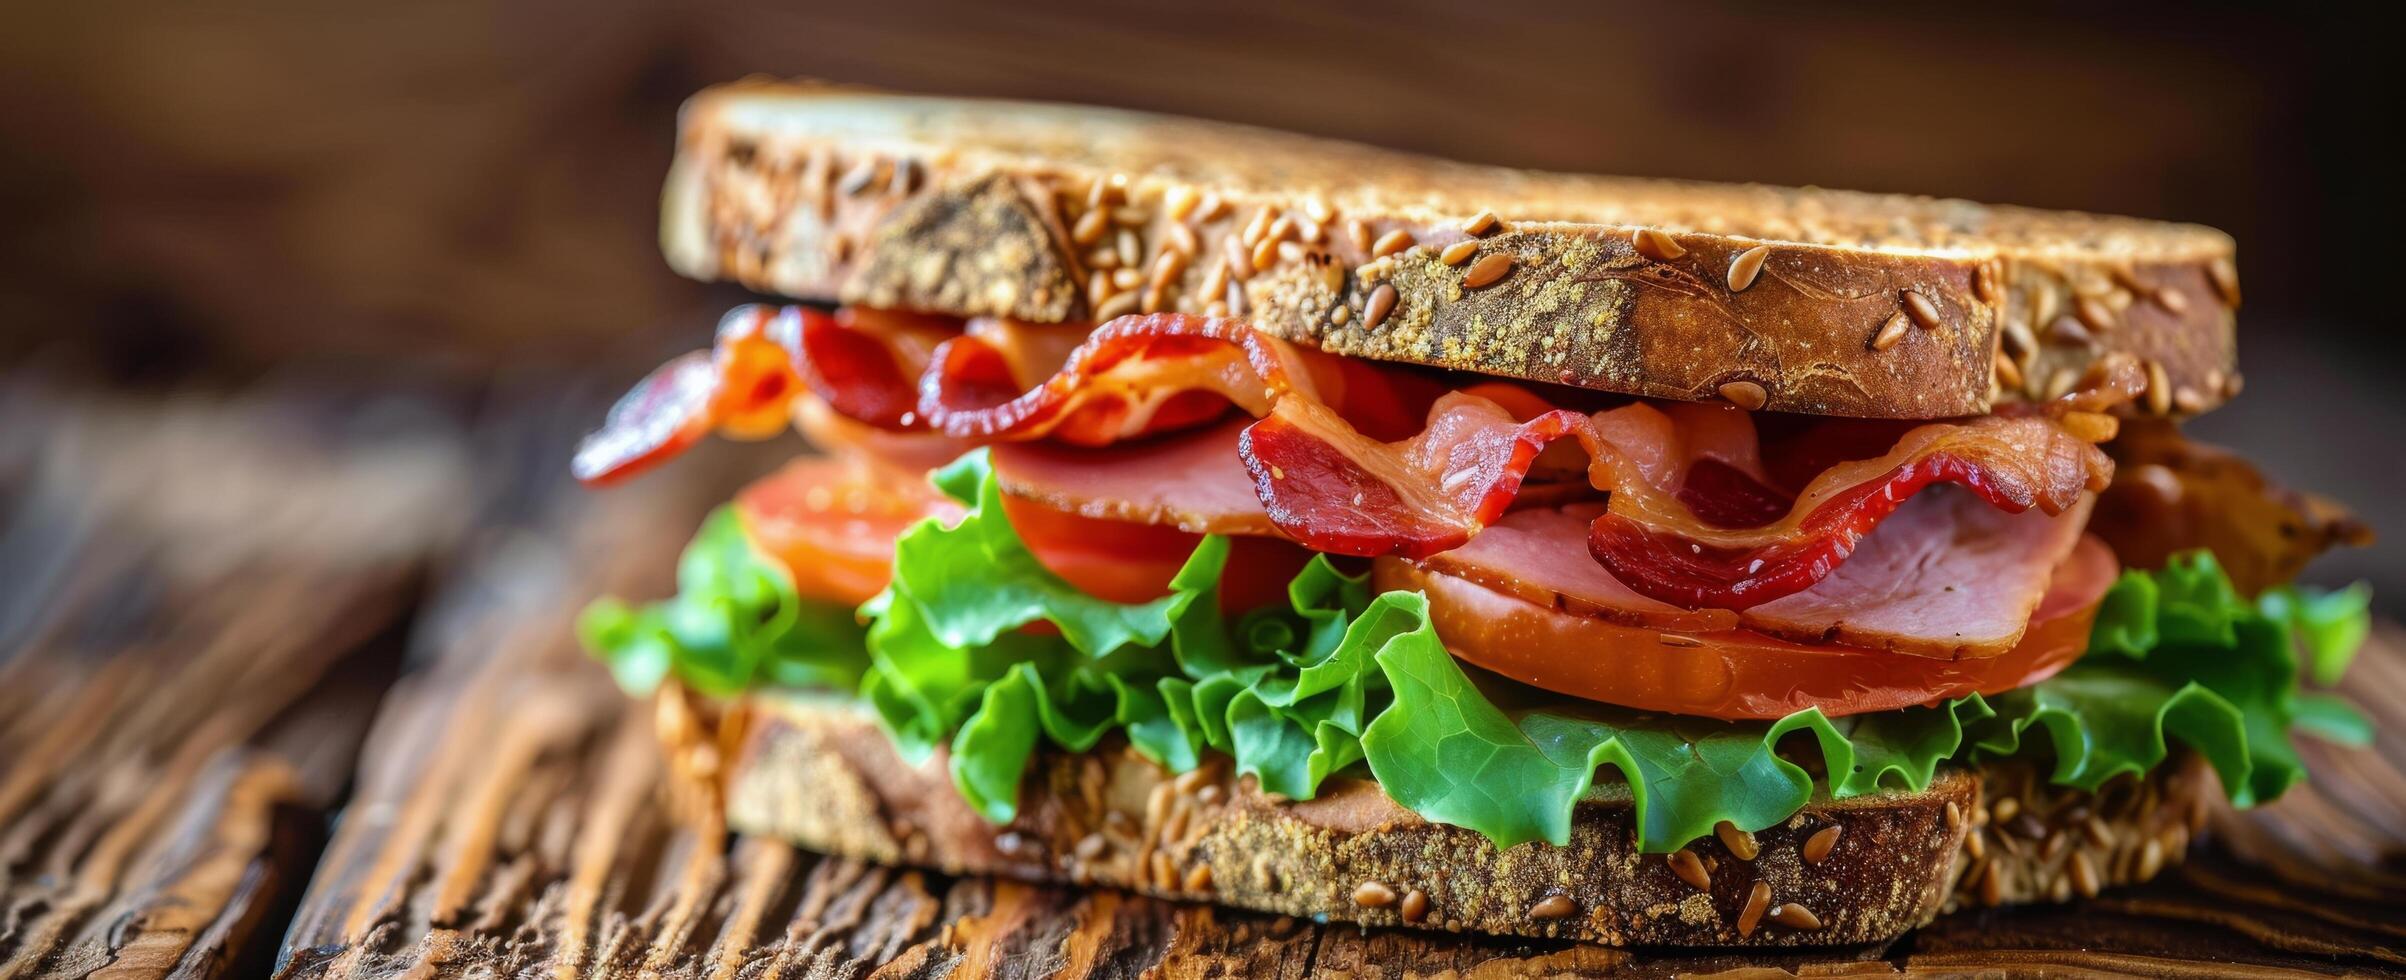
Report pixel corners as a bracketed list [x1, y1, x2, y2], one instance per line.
[708, 692, 2206, 948]
[663, 79, 2240, 421]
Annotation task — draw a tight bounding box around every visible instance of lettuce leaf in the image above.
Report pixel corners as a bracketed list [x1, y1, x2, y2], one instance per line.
[578, 506, 867, 699]
[582, 457, 2376, 854]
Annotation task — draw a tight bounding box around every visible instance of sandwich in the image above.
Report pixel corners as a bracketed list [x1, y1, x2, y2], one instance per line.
[573, 81, 2375, 946]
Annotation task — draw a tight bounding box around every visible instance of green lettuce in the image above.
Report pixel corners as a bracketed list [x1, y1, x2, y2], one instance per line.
[583, 455, 2375, 853]
[578, 506, 867, 698]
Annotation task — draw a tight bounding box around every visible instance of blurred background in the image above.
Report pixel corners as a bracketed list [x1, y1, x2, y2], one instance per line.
[3, 0, 2396, 605]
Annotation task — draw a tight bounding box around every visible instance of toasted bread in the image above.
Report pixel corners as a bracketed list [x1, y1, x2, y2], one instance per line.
[664, 80, 2239, 420]
[703, 692, 2208, 948]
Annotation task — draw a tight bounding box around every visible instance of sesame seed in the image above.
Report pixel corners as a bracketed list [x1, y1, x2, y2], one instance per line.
[1803, 825, 1841, 864]
[2075, 294, 2117, 334]
[1903, 290, 1944, 330]
[1715, 820, 1760, 861]
[1439, 241, 1480, 266]
[1353, 880, 1397, 907]
[1994, 350, 2024, 390]
[1870, 312, 1911, 351]
[1251, 237, 1281, 274]
[1223, 235, 1254, 280]
[1528, 894, 1578, 921]
[1329, 305, 1351, 325]
[1149, 251, 1187, 293]
[1094, 291, 1140, 322]
[1462, 252, 1515, 289]
[1116, 228, 1141, 269]
[1113, 267, 1143, 291]
[2145, 360, 2172, 415]
[1769, 903, 1823, 931]
[1072, 208, 1110, 246]
[1726, 245, 1770, 292]
[1401, 888, 1431, 924]
[1164, 186, 1199, 223]
[1241, 207, 1275, 248]
[1195, 192, 1228, 223]
[1364, 283, 1398, 330]
[1657, 633, 1702, 647]
[1737, 882, 1771, 938]
[1183, 863, 1214, 893]
[1346, 219, 1373, 254]
[1460, 210, 1500, 236]
[1372, 229, 1415, 259]
[1667, 849, 1711, 891]
[1075, 833, 1107, 860]
[1974, 260, 2006, 306]
[1164, 222, 1200, 257]
[2069, 851, 2101, 898]
[1633, 228, 1686, 262]
[1717, 380, 1768, 411]
[2154, 285, 2189, 315]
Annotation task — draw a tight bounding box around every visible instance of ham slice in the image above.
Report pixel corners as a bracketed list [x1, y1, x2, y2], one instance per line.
[990, 419, 1276, 536]
[1742, 490, 2096, 657]
[1422, 490, 2097, 659]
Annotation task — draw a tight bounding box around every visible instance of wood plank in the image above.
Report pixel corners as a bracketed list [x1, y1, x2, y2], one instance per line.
[0, 388, 466, 979]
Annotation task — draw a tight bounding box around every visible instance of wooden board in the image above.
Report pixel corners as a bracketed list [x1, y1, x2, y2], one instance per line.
[3, 387, 2402, 978]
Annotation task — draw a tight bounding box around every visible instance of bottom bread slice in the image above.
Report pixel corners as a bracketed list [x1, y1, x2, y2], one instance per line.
[711, 691, 2208, 947]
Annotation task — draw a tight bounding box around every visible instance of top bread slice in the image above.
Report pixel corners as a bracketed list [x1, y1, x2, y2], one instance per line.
[663, 79, 2240, 420]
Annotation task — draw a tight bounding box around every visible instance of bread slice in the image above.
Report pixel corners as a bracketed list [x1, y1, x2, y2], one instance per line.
[663, 80, 2240, 421]
[699, 691, 2208, 948]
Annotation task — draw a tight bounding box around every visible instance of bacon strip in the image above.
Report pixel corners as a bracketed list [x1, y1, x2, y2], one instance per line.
[1242, 390, 2122, 609]
[575, 307, 1299, 484]
[580, 307, 2128, 611]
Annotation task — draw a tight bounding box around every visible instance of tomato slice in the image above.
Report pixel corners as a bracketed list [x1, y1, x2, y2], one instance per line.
[1001, 493, 1312, 610]
[736, 457, 961, 606]
[1375, 535, 2118, 720]
[737, 454, 1311, 612]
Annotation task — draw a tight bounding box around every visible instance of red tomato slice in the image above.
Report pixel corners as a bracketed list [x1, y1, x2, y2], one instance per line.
[1001, 493, 1312, 610]
[736, 457, 960, 606]
[737, 455, 1311, 612]
[1375, 535, 2118, 720]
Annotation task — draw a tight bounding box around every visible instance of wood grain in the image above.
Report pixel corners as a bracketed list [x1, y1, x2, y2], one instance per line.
[0, 387, 463, 979]
[4, 387, 2400, 977]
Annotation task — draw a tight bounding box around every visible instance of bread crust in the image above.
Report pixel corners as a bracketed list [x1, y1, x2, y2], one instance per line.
[712, 693, 2205, 948]
[664, 80, 2239, 420]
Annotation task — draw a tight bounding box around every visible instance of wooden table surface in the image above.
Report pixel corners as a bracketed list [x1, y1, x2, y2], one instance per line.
[3, 384, 2402, 979]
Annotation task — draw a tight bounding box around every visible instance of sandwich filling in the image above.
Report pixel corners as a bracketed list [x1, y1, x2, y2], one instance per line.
[579, 305, 2373, 851]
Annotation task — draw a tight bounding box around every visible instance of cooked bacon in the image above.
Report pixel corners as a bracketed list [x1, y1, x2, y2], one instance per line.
[580, 307, 2124, 612]
[1242, 391, 2118, 609]
[575, 308, 1301, 485]
[917, 314, 1291, 443]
